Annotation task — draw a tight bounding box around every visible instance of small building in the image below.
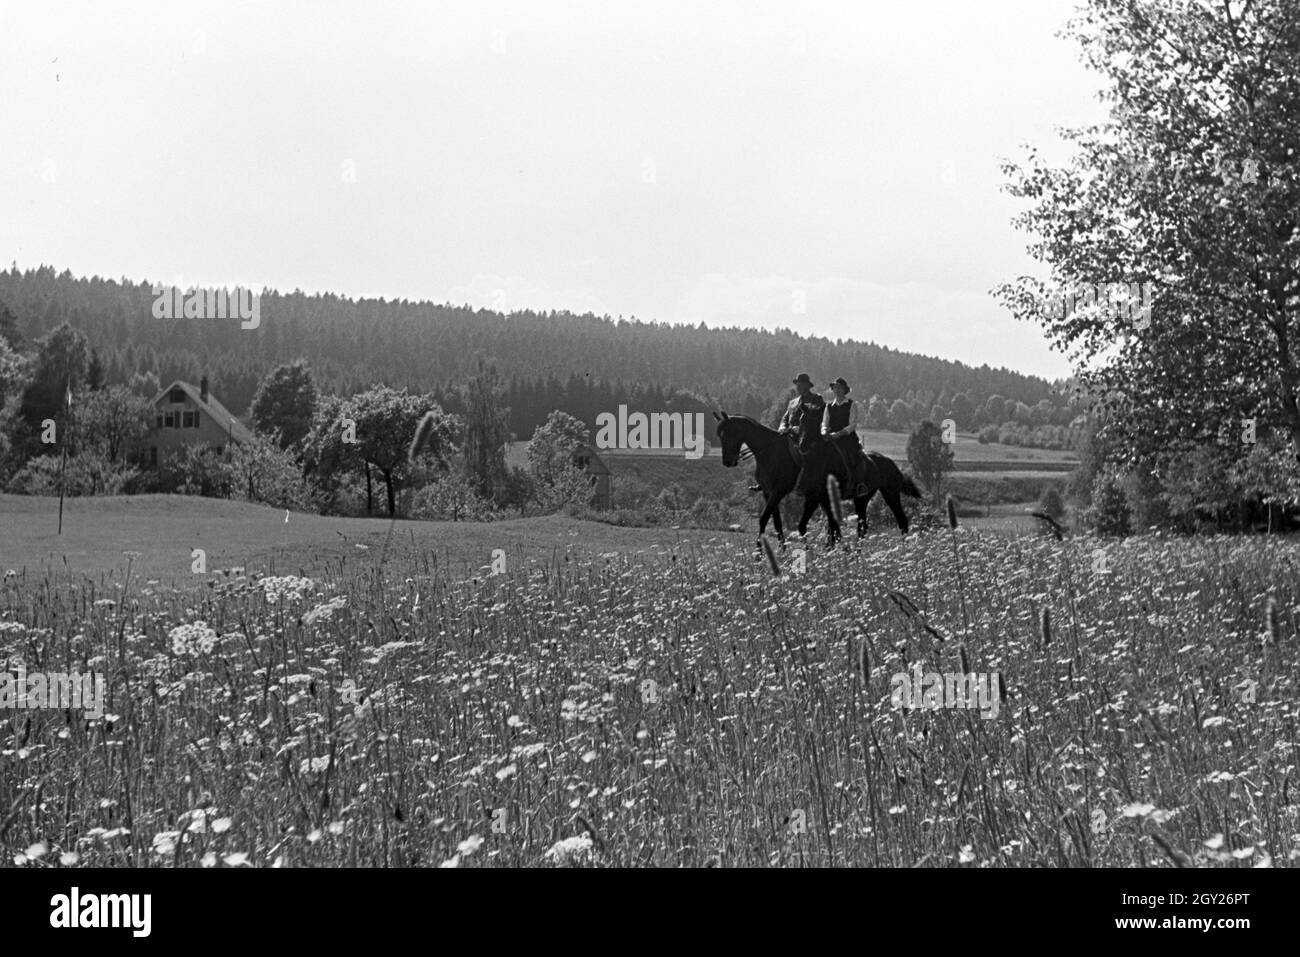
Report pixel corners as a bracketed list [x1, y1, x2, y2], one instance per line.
[571, 442, 612, 510]
[138, 376, 255, 467]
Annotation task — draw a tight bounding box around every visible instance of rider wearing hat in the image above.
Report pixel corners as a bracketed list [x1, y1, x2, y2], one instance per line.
[822, 377, 870, 497]
[750, 373, 825, 491]
[779, 373, 826, 436]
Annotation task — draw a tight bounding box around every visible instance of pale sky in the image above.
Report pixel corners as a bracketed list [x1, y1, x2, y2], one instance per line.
[0, 0, 1105, 380]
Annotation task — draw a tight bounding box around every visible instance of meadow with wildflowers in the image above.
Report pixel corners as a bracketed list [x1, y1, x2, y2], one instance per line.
[1, 518, 1298, 868]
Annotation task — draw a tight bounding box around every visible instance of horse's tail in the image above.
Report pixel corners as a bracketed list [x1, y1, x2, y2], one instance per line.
[900, 473, 923, 499]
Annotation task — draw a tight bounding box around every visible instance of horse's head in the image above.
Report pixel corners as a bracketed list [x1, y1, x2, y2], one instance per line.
[713, 411, 744, 467]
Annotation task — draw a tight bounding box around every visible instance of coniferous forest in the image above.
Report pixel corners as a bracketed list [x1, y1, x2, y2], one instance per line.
[0, 265, 1074, 440]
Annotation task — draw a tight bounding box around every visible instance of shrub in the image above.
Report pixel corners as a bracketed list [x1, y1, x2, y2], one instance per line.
[1121, 469, 1170, 531]
[7, 454, 140, 496]
[156, 444, 235, 498]
[410, 475, 492, 521]
[686, 497, 733, 530]
[1083, 470, 1130, 536]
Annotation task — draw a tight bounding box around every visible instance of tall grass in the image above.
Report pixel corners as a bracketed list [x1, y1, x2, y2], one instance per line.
[1, 529, 1297, 867]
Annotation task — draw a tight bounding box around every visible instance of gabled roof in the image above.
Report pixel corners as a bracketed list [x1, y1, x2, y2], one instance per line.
[152, 380, 256, 445]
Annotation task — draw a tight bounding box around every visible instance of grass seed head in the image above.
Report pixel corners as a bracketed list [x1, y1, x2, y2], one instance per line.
[1030, 511, 1065, 541]
[1265, 596, 1281, 645]
[409, 411, 437, 465]
[827, 476, 844, 524]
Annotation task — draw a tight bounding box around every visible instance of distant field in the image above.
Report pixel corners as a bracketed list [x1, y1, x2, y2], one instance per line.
[505, 433, 1077, 469]
[506, 433, 1077, 510]
[0, 494, 741, 585]
[949, 462, 1075, 474]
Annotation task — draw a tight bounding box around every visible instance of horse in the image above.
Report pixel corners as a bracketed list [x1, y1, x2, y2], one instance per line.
[794, 415, 923, 537]
[713, 411, 838, 543]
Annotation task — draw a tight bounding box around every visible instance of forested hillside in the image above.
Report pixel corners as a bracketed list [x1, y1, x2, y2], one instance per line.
[0, 266, 1071, 439]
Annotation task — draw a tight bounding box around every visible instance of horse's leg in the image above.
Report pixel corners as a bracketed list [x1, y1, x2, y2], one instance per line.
[883, 485, 910, 535]
[798, 494, 819, 536]
[854, 490, 871, 538]
[849, 487, 875, 538]
[771, 494, 786, 542]
[758, 494, 773, 536]
[820, 495, 840, 545]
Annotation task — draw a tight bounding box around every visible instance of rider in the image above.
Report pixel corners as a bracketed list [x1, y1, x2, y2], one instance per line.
[780, 373, 826, 436]
[750, 373, 825, 491]
[822, 377, 870, 497]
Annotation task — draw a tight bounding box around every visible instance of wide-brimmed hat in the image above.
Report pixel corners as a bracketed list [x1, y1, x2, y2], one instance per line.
[830, 377, 851, 393]
[792, 373, 814, 386]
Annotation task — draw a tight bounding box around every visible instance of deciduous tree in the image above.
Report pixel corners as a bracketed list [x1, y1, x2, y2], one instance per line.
[250, 360, 318, 450]
[996, 0, 1300, 485]
[907, 420, 955, 504]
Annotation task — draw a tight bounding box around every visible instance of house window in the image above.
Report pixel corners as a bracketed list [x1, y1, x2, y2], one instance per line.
[183, 411, 198, 428]
[164, 411, 176, 428]
[156, 414, 163, 429]
[170, 388, 185, 403]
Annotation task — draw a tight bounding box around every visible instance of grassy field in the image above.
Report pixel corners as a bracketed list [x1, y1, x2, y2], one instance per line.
[0, 493, 1046, 588]
[1, 495, 1296, 868]
[0, 494, 734, 585]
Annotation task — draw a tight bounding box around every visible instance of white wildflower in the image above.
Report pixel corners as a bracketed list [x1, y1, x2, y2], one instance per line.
[543, 834, 593, 865]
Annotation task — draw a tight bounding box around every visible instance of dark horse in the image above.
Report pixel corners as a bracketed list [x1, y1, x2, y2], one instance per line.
[714, 412, 838, 542]
[794, 414, 923, 537]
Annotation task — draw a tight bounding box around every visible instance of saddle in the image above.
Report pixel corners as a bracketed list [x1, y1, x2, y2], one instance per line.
[829, 440, 870, 498]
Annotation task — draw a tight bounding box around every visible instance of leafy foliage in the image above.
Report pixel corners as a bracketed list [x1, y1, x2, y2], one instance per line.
[250, 360, 317, 450]
[410, 475, 492, 522]
[228, 433, 315, 510]
[6, 453, 139, 496]
[996, 0, 1300, 514]
[1084, 469, 1131, 537]
[77, 385, 152, 464]
[906, 420, 955, 503]
[526, 410, 592, 511]
[304, 387, 456, 517]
